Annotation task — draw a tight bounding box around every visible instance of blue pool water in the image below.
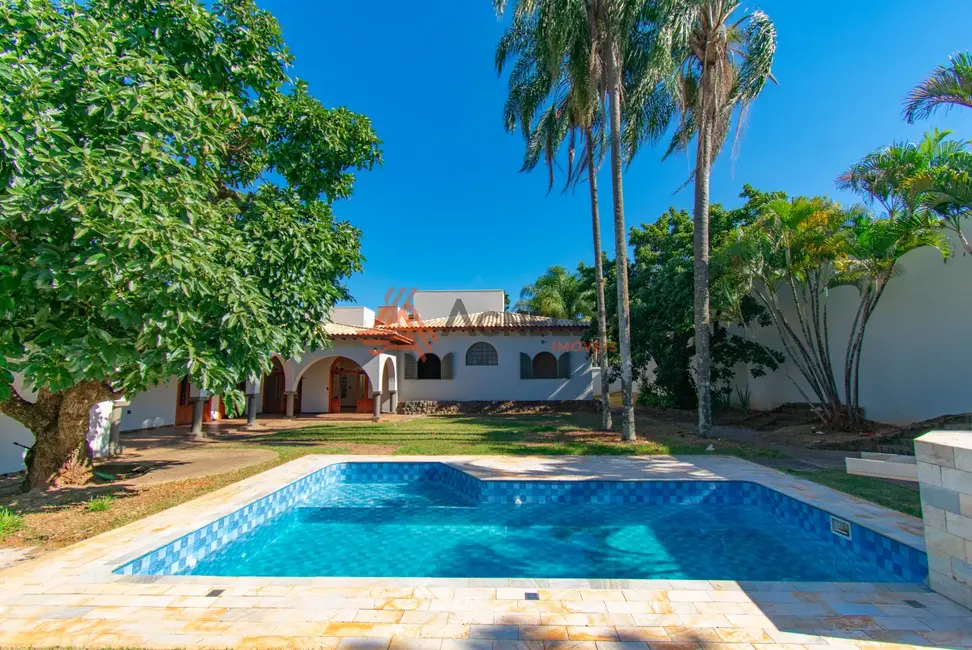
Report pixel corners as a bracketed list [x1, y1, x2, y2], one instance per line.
[115, 463, 927, 582]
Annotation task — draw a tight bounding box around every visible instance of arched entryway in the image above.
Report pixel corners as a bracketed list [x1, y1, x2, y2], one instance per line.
[329, 357, 373, 414]
[262, 357, 302, 415]
[381, 356, 397, 413]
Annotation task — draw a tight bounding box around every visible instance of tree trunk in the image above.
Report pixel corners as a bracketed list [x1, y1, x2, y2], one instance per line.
[0, 380, 115, 490]
[605, 42, 635, 442]
[587, 126, 613, 432]
[693, 80, 714, 438]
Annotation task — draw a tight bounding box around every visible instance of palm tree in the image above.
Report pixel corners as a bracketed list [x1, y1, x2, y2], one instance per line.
[651, 0, 777, 437]
[494, 0, 645, 440]
[838, 129, 972, 255]
[904, 52, 972, 123]
[834, 215, 948, 421]
[516, 266, 594, 319]
[726, 197, 946, 427]
[495, 3, 613, 431]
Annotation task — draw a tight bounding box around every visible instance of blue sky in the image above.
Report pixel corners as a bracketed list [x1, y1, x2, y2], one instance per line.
[258, 0, 972, 309]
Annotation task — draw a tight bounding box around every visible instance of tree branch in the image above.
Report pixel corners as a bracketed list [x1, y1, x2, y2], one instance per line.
[0, 384, 39, 431]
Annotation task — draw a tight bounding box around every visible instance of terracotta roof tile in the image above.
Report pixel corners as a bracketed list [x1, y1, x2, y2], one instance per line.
[323, 321, 413, 343]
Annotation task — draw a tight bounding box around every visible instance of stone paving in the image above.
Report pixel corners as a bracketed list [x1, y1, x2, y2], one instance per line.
[0, 455, 965, 649]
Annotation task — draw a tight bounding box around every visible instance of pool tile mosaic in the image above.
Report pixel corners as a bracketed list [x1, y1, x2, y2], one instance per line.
[114, 461, 927, 583]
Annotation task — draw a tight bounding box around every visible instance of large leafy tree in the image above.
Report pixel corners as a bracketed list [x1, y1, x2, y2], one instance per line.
[904, 52, 972, 123]
[0, 0, 381, 489]
[648, 0, 777, 437]
[495, 6, 613, 430]
[516, 266, 593, 319]
[628, 186, 782, 409]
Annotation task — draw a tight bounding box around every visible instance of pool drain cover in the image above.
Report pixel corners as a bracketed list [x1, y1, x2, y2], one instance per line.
[903, 599, 926, 609]
[525, 592, 539, 601]
[206, 589, 225, 597]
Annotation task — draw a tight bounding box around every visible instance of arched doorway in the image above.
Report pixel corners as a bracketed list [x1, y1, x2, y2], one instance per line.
[329, 357, 373, 413]
[381, 356, 396, 413]
[262, 358, 302, 415]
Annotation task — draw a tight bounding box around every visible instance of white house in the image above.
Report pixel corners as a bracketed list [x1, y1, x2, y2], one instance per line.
[0, 290, 595, 474]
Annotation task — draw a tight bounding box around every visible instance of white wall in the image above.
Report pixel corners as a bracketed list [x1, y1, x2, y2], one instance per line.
[412, 290, 505, 320]
[300, 357, 335, 413]
[397, 331, 593, 402]
[331, 306, 375, 328]
[738, 233, 972, 424]
[119, 379, 177, 431]
[0, 414, 30, 474]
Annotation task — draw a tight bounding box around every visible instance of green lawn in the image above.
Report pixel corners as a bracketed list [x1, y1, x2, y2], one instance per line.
[785, 468, 922, 518]
[243, 412, 781, 458]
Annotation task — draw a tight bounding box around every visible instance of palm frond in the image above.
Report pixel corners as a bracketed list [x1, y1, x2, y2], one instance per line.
[903, 52, 972, 123]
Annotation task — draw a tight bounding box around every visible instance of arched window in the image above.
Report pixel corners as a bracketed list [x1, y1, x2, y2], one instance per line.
[531, 352, 558, 379]
[466, 342, 498, 366]
[417, 353, 441, 380]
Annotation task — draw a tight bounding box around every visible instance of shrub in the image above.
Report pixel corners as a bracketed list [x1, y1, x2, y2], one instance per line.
[0, 506, 24, 539]
[86, 496, 114, 513]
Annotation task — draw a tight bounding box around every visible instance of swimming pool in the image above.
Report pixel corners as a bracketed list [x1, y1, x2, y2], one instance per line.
[115, 462, 927, 582]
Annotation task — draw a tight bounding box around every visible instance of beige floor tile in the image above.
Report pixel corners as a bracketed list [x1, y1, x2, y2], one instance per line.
[400, 612, 453, 626]
[450, 612, 498, 625]
[714, 628, 773, 643]
[519, 626, 570, 641]
[420, 625, 473, 639]
[566, 626, 619, 641]
[615, 627, 670, 642]
[495, 613, 542, 626]
[358, 610, 407, 623]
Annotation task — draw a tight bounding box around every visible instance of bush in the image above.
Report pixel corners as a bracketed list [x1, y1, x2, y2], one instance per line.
[0, 506, 24, 539]
[86, 496, 114, 513]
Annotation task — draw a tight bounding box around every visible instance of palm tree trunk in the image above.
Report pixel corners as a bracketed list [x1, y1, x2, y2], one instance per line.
[605, 42, 635, 442]
[693, 82, 714, 438]
[587, 126, 613, 432]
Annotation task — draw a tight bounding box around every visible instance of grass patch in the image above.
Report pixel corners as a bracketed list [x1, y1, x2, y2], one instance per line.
[0, 505, 24, 540]
[786, 468, 922, 518]
[85, 495, 114, 512]
[249, 413, 781, 459]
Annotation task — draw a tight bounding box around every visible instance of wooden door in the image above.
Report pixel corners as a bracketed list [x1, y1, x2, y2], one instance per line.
[329, 371, 341, 413]
[176, 378, 213, 424]
[262, 359, 286, 414]
[355, 371, 373, 414]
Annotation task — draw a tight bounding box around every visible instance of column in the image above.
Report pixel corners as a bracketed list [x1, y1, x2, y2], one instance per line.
[389, 389, 398, 414]
[109, 399, 128, 455]
[284, 391, 296, 418]
[190, 397, 206, 437]
[916, 430, 972, 609]
[372, 391, 382, 421]
[246, 393, 258, 427]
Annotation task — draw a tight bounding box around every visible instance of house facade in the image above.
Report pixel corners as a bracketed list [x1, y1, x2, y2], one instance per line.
[0, 290, 595, 474]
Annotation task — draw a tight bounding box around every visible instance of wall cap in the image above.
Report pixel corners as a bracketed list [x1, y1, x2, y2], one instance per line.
[917, 430, 972, 451]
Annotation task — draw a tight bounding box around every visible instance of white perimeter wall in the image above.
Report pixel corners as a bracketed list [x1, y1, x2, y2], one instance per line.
[737, 233, 972, 424]
[397, 331, 593, 402]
